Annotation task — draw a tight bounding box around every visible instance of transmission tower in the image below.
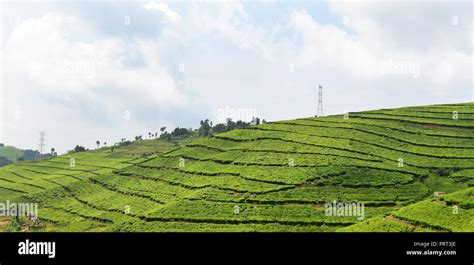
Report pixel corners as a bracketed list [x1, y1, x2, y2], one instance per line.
[317, 85, 324, 117]
[38, 131, 46, 155]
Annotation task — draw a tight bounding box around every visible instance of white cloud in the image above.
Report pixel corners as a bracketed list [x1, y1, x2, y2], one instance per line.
[2, 13, 191, 153]
[288, 9, 378, 80]
[286, 4, 472, 95]
[144, 2, 181, 23]
[5, 14, 186, 104]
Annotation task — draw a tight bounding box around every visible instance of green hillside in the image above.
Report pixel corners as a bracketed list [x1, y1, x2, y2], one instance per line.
[0, 145, 23, 163]
[340, 187, 474, 232]
[0, 103, 473, 232]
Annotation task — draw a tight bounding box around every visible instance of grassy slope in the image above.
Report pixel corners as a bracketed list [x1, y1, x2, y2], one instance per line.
[0, 139, 180, 231]
[340, 187, 474, 232]
[0, 103, 473, 232]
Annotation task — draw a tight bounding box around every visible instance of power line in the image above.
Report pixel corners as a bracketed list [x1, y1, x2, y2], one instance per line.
[317, 85, 324, 117]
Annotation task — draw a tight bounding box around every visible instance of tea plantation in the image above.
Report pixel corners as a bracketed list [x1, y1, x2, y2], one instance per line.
[0, 103, 473, 232]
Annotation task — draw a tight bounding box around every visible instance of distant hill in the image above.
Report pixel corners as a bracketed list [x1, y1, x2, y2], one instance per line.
[0, 145, 41, 167]
[0, 145, 23, 166]
[0, 103, 472, 232]
[0, 145, 23, 161]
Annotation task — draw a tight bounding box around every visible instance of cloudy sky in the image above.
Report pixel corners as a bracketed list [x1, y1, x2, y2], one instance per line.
[0, 0, 472, 154]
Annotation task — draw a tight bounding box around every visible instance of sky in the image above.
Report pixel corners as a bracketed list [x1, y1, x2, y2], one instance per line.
[0, 0, 472, 154]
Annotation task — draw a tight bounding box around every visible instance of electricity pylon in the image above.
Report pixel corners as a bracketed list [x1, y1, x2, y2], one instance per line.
[317, 85, 324, 117]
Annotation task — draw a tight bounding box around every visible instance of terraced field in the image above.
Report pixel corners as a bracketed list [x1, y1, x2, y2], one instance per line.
[0, 103, 473, 232]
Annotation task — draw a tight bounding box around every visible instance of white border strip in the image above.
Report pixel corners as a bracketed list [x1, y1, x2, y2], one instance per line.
[0, 2, 4, 142]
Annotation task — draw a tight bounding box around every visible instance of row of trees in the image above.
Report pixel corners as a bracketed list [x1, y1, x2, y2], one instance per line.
[69, 117, 266, 153]
[198, 117, 265, 137]
[159, 117, 266, 142]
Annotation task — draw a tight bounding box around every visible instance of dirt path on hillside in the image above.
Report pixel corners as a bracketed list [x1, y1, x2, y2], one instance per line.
[0, 220, 10, 229]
